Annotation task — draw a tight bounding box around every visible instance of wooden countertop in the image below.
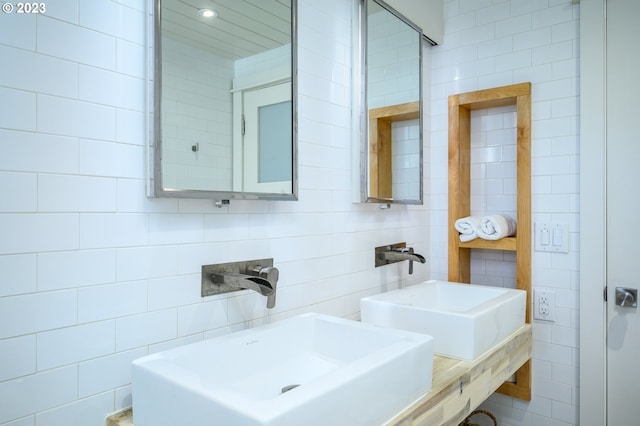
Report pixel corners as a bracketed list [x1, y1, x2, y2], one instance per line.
[107, 325, 532, 426]
[387, 324, 532, 425]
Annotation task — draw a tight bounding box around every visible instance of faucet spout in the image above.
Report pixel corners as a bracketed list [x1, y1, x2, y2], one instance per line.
[375, 245, 427, 274]
[209, 265, 279, 308]
[382, 250, 426, 264]
[201, 259, 280, 309]
[212, 272, 274, 296]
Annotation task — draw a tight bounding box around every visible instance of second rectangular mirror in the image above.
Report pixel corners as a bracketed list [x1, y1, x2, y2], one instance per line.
[361, 0, 423, 204]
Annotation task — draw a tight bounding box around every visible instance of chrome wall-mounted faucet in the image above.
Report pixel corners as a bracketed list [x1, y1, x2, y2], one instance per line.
[375, 243, 426, 274]
[202, 259, 279, 309]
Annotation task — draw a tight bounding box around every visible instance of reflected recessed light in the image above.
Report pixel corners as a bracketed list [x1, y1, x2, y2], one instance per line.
[198, 8, 217, 18]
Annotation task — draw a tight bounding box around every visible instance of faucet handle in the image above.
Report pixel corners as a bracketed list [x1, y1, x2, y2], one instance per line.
[250, 265, 279, 287]
[249, 265, 279, 309]
[391, 246, 413, 254]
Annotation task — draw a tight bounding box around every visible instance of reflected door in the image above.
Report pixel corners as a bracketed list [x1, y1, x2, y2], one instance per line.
[243, 82, 292, 194]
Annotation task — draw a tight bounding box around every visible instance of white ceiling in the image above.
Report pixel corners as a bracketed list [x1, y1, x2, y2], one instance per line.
[162, 0, 291, 60]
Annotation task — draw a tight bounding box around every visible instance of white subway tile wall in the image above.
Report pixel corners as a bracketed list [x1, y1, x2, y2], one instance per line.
[429, 1, 579, 425]
[161, 36, 234, 190]
[392, 119, 421, 200]
[0, 0, 430, 424]
[468, 105, 518, 288]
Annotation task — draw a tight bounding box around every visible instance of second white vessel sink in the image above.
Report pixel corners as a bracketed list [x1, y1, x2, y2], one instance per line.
[361, 280, 526, 360]
[132, 312, 433, 426]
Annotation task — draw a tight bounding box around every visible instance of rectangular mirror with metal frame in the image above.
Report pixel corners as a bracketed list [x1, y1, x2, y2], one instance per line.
[360, 0, 423, 204]
[152, 0, 297, 200]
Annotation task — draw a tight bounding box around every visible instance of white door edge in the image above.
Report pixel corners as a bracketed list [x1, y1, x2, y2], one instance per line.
[579, 0, 607, 424]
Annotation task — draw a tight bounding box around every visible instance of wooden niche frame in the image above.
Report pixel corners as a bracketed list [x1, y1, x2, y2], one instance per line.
[448, 82, 532, 401]
[368, 101, 420, 199]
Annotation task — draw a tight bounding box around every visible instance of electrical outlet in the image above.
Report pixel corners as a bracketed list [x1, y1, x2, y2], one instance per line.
[534, 289, 555, 321]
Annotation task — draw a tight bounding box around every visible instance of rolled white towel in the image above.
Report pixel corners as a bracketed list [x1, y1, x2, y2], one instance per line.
[477, 214, 517, 240]
[454, 216, 482, 242]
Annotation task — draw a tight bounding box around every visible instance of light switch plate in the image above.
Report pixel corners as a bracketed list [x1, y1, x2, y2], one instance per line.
[534, 222, 569, 253]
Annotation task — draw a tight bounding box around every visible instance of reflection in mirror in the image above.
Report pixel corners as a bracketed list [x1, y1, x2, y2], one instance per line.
[154, 0, 297, 200]
[362, 0, 423, 204]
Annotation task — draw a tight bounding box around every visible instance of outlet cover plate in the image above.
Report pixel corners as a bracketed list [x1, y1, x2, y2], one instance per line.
[534, 222, 569, 253]
[534, 289, 555, 322]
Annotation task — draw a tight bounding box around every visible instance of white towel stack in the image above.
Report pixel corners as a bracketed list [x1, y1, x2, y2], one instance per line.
[454, 216, 482, 242]
[454, 214, 516, 242]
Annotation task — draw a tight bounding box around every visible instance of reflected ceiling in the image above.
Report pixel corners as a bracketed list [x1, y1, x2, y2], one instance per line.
[162, 0, 291, 59]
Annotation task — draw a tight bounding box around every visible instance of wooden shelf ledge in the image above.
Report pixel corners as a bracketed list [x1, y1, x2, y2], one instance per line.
[458, 237, 517, 251]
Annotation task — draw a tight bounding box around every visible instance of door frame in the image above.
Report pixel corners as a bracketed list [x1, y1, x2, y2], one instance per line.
[231, 66, 291, 192]
[579, 0, 607, 424]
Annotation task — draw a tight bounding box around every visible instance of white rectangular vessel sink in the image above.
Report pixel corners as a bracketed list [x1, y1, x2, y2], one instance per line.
[132, 313, 433, 426]
[361, 280, 526, 360]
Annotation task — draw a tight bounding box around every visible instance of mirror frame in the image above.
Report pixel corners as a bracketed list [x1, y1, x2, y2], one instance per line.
[152, 0, 298, 201]
[360, 0, 424, 205]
